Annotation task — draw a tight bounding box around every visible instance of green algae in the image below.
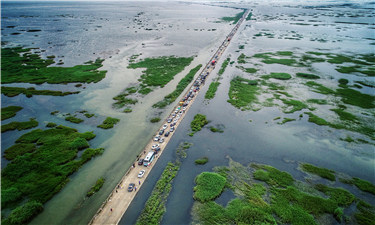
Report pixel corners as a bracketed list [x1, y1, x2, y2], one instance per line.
[2, 47, 106, 84]
[221, 9, 246, 24]
[281, 99, 308, 113]
[218, 58, 230, 75]
[278, 118, 296, 124]
[1, 125, 103, 224]
[307, 99, 328, 105]
[153, 64, 202, 108]
[2, 86, 79, 97]
[1, 118, 38, 133]
[46, 122, 57, 128]
[97, 117, 120, 129]
[150, 117, 161, 123]
[2, 106, 23, 121]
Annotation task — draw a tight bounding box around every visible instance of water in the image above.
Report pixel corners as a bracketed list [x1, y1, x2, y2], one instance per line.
[2, 1, 374, 225]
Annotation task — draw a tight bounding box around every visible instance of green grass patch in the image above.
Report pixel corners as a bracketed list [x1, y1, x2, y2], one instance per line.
[2, 47, 106, 84]
[2, 106, 23, 121]
[330, 108, 358, 122]
[209, 126, 224, 133]
[246, 12, 252, 20]
[190, 114, 208, 136]
[348, 178, 375, 195]
[237, 53, 247, 64]
[1, 118, 38, 133]
[205, 81, 220, 100]
[296, 73, 320, 79]
[2, 200, 43, 225]
[221, 9, 246, 24]
[1, 86, 79, 97]
[1, 125, 103, 223]
[281, 99, 308, 113]
[314, 184, 355, 206]
[336, 88, 375, 109]
[46, 122, 57, 128]
[301, 163, 336, 181]
[153, 64, 202, 108]
[227, 76, 259, 110]
[305, 81, 336, 95]
[278, 118, 296, 124]
[86, 177, 105, 197]
[195, 157, 209, 165]
[252, 164, 294, 188]
[84, 113, 95, 118]
[243, 67, 258, 73]
[65, 116, 83, 124]
[123, 108, 132, 113]
[128, 56, 194, 90]
[218, 58, 230, 75]
[262, 72, 292, 80]
[304, 112, 331, 126]
[307, 99, 328, 105]
[150, 117, 161, 123]
[97, 117, 120, 129]
[193, 172, 226, 202]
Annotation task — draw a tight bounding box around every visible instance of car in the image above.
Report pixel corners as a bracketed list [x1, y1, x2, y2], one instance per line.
[170, 127, 175, 132]
[138, 170, 146, 178]
[167, 118, 172, 123]
[170, 122, 176, 127]
[174, 109, 179, 113]
[159, 129, 164, 135]
[176, 115, 180, 119]
[182, 107, 187, 111]
[138, 158, 144, 165]
[128, 183, 135, 192]
[162, 124, 168, 130]
[164, 131, 170, 137]
[159, 138, 165, 143]
[173, 119, 178, 123]
[171, 113, 176, 118]
[179, 110, 183, 115]
[154, 147, 161, 152]
[154, 135, 161, 141]
[152, 144, 160, 149]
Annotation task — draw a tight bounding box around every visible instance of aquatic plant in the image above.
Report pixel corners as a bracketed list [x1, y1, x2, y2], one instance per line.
[227, 77, 259, 110]
[150, 117, 161, 123]
[193, 172, 226, 202]
[1, 106, 23, 121]
[1, 125, 103, 224]
[205, 82, 220, 100]
[195, 157, 209, 165]
[278, 118, 296, 124]
[1, 86, 79, 97]
[301, 163, 336, 181]
[262, 73, 292, 80]
[296, 73, 320, 79]
[221, 9, 246, 24]
[1, 118, 38, 133]
[65, 116, 84, 124]
[97, 117, 120, 129]
[153, 64, 202, 108]
[86, 178, 105, 197]
[2, 47, 106, 84]
[218, 58, 230, 75]
[189, 114, 209, 136]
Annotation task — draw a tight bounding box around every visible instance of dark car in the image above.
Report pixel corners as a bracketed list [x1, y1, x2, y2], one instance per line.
[159, 129, 164, 135]
[128, 183, 135, 192]
[170, 127, 175, 132]
[138, 158, 144, 165]
[164, 131, 170, 137]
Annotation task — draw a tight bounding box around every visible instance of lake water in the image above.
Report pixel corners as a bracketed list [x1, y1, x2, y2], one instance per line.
[1, 1, 374, 225]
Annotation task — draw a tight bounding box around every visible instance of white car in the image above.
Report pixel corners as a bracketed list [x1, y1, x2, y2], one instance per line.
[154, 135, 161, 141]
[138, 170, 146, 178]
[162, 124, 168, 130]
[159, 138, 165, 143]
[173, 119, 178, 123]
[152, 144, 160, 149]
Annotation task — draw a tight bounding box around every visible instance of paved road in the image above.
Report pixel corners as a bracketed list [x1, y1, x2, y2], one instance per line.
[89, 9, 249, 225]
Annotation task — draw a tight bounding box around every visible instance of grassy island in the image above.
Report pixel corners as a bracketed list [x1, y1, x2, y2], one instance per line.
[1, 125, 104, 225]
[97, 117, 120, 129]
[227, 77, 259, 110]
[2, 106, 23, 121]
[1, 118, 38, 133]
[86, 178, 105, 197]
[2, 47, 106, 84]
[189, 114, 209, 136]
[2, 86, 79, 97]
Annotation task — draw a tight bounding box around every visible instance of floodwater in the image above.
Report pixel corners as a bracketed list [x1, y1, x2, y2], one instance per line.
[1, 0, 374, 225]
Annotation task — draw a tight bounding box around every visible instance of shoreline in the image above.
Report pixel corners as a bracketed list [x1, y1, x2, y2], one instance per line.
[89, 10, 249, 225]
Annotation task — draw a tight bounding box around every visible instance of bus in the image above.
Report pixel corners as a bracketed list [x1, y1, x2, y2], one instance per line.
[143, 151, 155, 167]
